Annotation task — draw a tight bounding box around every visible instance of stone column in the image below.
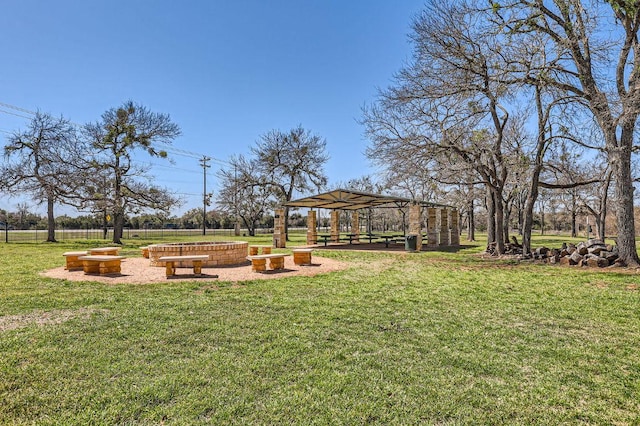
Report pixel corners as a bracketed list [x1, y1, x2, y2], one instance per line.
[306, 210, 317, 245]
[427, 207, 438, 247]
[330, 210, 340, 242]
[408, 203, 423, 251]
[439, 208, 450, 246]
[450, 209, 460, 246]
[273, 208, 286, 248]
[351, 210, 360, 242]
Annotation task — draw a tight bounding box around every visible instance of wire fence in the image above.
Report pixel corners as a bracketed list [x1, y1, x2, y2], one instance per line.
[0, 227, 281, 243]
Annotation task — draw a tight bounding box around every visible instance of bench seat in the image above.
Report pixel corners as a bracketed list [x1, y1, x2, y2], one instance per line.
[78, 255, 125, 275]
[62, 251, 89, 271]
[89, 247, 121, 256]
[246, 253, 289, 272]
[249, 245, 272, 256]
[291, 248, 313, 265]
[158, 255, 210, 278]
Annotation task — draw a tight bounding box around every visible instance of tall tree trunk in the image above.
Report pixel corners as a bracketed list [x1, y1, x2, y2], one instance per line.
[46, 196, 57, 243]
[113, 210, 124, 244]
[493, 187, 505, 254]
[522, 86, 546, 256]
[486, 187, 496, 249]
[610, 127, 639, 266]
[467, 198, 475, 241]
[502, 202, 510, 247]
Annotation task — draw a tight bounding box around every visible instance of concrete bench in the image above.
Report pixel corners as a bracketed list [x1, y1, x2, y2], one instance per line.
[89, 247, 121, 256]
[292, 248, 313, 265]
[62, 251, 89, 271]
[247, 253, 289, 272]
[249, 245, 272, 256]
[78, 255, 125, 275]
[158, 255, 210, 278]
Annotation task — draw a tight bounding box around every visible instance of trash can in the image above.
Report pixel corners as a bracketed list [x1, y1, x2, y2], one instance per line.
[405, 234, 418, 251]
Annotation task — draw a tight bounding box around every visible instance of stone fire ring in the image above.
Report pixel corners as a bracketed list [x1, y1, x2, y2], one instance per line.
[148, 241, 249, 268]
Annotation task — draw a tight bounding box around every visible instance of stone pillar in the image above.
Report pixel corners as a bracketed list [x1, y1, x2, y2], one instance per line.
[450, 209, 460, 246]
[427, 207, 438, 247]
[306, 210, 317, 245]
[351, 210, 360, 242]
[408, 203, 423, 251]
[330, 210, 340, 242]
[439, 208, 450, 246]
[273, 208, 286, 248]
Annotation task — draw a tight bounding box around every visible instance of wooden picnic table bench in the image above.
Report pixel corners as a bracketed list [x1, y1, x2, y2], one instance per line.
[158, 255, 210, 278]
[249, 245, 272, 256]
[292, 248, 313, 265]
[78, 255, 125, 275]
[247, 253, 289, 272]
[62, 251, 89, 271]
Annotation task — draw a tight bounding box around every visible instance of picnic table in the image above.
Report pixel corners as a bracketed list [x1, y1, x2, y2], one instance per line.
[362, 233, 379, 243]
[344, 233, 360, 244]
[317, 234, 332, 246]
[379, 234, 405, 248]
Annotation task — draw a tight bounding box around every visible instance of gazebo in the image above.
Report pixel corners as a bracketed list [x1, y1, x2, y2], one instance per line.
[272, 189, 460, 250]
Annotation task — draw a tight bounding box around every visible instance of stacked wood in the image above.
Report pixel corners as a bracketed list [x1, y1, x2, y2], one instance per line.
[486, 238, 620, 268]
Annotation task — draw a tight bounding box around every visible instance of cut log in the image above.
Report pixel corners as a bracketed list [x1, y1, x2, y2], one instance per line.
[586, 238, 605, 247]
[576, 242, 588, 256]
[569, 251, 583, 265]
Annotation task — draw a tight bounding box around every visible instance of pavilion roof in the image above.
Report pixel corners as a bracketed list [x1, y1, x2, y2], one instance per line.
[284, 189, 452, 211]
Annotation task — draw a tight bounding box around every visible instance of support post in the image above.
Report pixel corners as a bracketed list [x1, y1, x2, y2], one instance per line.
[330, 210, 340, 243]
[439, 208, 450, 246]
[351, 210, 360, 242]
[273, 208, 286, 248]
[409, 203, 423, 251]
[427, 207, 438, 247]
[450, 208, 460, 246]
[307, 210, 317, 245]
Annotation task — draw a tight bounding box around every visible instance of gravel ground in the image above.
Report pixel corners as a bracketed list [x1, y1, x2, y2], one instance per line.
[42, 255, 349, 284]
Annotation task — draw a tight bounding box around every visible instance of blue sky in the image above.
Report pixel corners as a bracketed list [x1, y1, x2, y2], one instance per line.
[0, 1, 425, 216]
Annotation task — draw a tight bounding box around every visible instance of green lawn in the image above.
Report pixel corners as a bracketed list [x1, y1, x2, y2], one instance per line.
[1, 235, 639, 424]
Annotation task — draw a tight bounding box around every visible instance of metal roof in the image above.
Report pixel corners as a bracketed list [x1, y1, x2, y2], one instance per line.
[284, 189, 452, 211]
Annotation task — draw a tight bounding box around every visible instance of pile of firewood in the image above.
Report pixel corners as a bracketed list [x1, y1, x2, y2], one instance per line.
[486, 238, 620, 267]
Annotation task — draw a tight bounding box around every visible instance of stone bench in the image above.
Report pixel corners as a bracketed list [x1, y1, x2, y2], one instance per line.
[78, 255, 125, 275]
[89, 247, 121, 256]
[140, 246, 150, 258]
[158, 255, 210, 278]
[247, 253, 289, 272]
[292, 248, 313, 266]
[62, 251, 89, 271]
[249, 245, 272, 256]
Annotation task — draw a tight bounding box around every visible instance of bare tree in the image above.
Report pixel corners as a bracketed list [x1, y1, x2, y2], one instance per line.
[217, 155, 275, 236]
[83, 101, 181, 244]
[493, 0, 640, 265]
[252, 125, 329, 238]
[363, 0, 522, 254]
[2, 112, 80, 242]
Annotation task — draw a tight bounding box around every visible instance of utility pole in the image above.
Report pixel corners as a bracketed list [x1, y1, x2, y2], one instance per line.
[200, 156, 211, 236]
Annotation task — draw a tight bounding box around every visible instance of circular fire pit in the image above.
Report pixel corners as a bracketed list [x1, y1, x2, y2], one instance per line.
[148, 241, 249, 267]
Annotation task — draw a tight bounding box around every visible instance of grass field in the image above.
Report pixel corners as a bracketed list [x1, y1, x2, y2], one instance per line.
[1, 234, 639, 424]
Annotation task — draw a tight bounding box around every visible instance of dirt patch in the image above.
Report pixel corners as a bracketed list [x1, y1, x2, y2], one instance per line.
[41, 255, 349, 285]
[0, 307, 107, 332]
